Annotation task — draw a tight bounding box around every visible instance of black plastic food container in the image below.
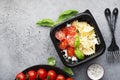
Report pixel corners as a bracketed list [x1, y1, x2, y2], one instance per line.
[50, 10, 106, 67]
[15, 65, 71, 80]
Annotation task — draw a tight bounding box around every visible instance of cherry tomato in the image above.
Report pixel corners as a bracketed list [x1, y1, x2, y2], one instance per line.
[56, 74, 65, 80]
[47, 70, 57, 80]
[37, 68, 47, 79]
[27, 70, 37, 80]
[66, 78, 74, 80]
[67, 46, 75, 57]
[61, 27, 68, 36]
[16, 72, 26, 80]
[59, 39, 68, 50]
[55, 30, 65, 41]
[67, 37, 75, 47]
[67, 26, 76, 36]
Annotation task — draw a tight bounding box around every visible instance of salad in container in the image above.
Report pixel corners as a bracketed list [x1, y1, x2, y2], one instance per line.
[50, 10, 106, 67]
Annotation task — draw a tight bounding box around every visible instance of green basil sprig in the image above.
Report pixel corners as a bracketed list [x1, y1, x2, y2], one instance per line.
[47, 57, 56, 66]
[36, 10, 78, 27]
[56, 10, 78, 24]
[36, 18, 55, 27]
[47, 57, 74, 75]
[63, 66, 74, 75]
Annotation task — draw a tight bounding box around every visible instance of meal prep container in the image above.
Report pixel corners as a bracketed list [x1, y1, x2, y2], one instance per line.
[50, 10, 106, 67]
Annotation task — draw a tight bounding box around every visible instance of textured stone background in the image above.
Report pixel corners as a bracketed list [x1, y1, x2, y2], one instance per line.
[0, 0, 120, 80]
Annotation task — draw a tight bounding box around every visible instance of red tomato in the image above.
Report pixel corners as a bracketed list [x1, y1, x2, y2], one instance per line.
[66, 78, 74, 80]
[16, 72, 26, 80]
[47, 70, 57, 80]
[67, 26, 76, 36]
[28, 70, 37, 80]
[59, 39, 68, 50]
[61, 27, 68, 36]
[55, 30, 65, 41]
[67, 46, 75, 57]
[67, 37, 75, 47]
[56, 74, 65, 80]
[37, 69, 47, 79]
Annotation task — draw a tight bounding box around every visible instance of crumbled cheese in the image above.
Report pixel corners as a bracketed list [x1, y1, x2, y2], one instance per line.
[67, 24, 71, 27]
[72, 56, 78, 61]
[68, 57, 71, 59]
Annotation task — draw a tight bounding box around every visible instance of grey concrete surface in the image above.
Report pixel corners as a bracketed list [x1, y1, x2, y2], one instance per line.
[0, 0, 120, 80]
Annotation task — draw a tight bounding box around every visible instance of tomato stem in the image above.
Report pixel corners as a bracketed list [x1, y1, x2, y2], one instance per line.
[26, 73, 29, 80]
[16, 78, 19, 80]
[36, 74, 39, 78]
[46, 76, 50, 80]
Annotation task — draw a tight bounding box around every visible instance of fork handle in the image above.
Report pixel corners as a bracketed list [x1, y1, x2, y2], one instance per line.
[104, 8, 114, 33]
[112, 8, 118, 31]
[105, 8, 115, 36]
[105, 8, 117, 44]
[110, 8, 119, 45]
[105, 8, 111, 27]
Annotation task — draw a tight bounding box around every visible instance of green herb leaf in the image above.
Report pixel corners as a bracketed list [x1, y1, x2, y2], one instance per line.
[74, 36, 80, 48]
[63, 66, 74, 75]
[56, 10, 78, 24]
[36, 18, 55, 27]
[75, 48, 84, 59]
[48, 57, 56, 66]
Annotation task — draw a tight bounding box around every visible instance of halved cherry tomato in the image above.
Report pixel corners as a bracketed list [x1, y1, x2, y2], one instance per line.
[67, 46, 75, 57]
[55, 30, 65, 41]
[67, 37, 75, 47]
[47, 70, 57, 80]
[67, 26, 76, 36]
[59, 39, 68, 50]
[61, 27, 68, 36]
[16, 72, 26, 80]
[66, 78, 74, 80]
[56, 74, 65, 80]
[27, 70, 37, 80]
[37, 68, 47, 79]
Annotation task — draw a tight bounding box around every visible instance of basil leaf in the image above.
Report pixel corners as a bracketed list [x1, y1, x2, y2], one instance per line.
[75, 48, 84, 59]
[63, 66, 74, 75]
[74, 36, 80, 48]
[48, 57, 56, 66]
[36, 18, 55, 27]
[56, 10, 78, 24]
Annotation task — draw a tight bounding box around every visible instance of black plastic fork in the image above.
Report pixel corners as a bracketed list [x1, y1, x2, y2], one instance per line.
[105, 8, 119, 63]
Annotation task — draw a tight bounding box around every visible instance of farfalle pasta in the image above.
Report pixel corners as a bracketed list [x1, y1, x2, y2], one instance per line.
[72, 20, 99, 56]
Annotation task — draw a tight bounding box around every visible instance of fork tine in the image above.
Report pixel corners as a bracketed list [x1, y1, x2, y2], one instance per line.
[107, 51, 120, 63]
[116, 51, 119, 62]
[113, 51, 117, 60]
[118, 51, 120, 62]
[111, 51, 120, 63]
[106, 52, 110, 62]
[112, 52, 115, 63]
[110, 52, 113, 63]
[116, 51, 120, 62]
[107, 52, 114, 63]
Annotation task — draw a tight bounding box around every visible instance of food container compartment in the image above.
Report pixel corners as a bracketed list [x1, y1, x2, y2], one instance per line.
[50, 10, 106, 67]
